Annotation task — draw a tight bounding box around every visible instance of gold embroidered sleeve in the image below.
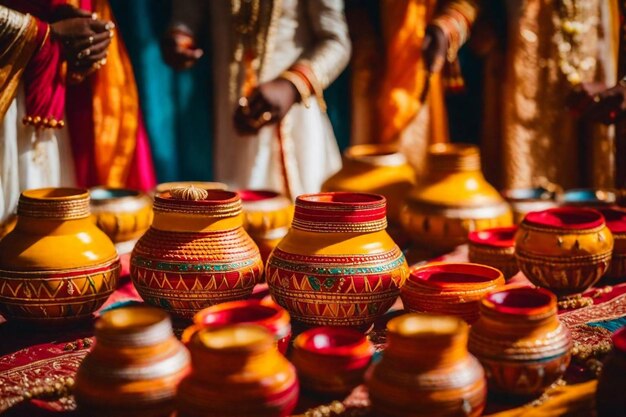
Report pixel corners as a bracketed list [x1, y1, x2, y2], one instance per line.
[432, 0, 479, 61]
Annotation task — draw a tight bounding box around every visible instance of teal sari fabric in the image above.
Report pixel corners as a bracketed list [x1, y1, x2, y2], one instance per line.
[110, 0, 214, 183]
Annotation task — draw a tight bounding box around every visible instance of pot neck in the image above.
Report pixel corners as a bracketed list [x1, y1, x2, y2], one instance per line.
[478, 302, 558, 333]
[344, 145, 408, 168]
[386, 330, 469, 369]
[426, 144, 482, 174]
[18, 189, 90, 220]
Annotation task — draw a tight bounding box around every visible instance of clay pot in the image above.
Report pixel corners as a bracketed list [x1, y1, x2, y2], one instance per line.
[154, 181, 228, 195]
[468, 226, 519, 280]
[515, 207, 613, 298]
[468, 287, 572, 397]
[239, 190, 293, 263]
[183, 299, 291, 355]
[131, 188, 263, 319]
[502, 187, 559, 225]
[89, 187, 153, 249]
[558, 188, 616, 207]
[400, 263, 505, 323]
[74, 306, 191, 416]
[0, 188, 120, 324]
[367, 313, 486, 417]
[291, 327, 373, 396]
[266, 192, 409, 328]
[322, 144, 415, 225]
[598, 207, 626, 282]
[401, 143, 512, 253]
[596, 326, 626, 417]
[177, 324, 299, 417]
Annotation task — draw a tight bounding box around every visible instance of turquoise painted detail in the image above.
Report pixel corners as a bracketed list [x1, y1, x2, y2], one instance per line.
[269, 254, 406, 276]
[308, 276, 321, 291]
[132, 256, 258, 273]
[588, 317, 626, 333]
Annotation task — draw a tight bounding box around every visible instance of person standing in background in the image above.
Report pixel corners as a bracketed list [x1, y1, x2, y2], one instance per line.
[162, 0, 351, 198]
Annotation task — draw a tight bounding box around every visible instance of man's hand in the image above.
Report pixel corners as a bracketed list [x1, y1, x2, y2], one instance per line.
[161, 28, 203, 70]
[422, 25, 448, 73]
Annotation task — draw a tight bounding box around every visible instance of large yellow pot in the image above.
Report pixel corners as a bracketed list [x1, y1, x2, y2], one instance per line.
[0, 188, 120, 323]
[322, 144, 414, 225]
[401, 144, 512, 253]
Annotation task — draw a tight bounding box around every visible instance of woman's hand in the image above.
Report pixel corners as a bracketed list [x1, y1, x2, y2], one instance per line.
[233, 78, 299, 135]
[422, 25, 448, 73]
[161, 27, 203, 70]
[51, 16, 114, 70]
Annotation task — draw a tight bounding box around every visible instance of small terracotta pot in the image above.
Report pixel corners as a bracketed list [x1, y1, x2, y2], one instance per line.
[74, 306, 191, 416]
[239, 190, 293, 263]
[502, 187, 558, 225]
[468, 226, 519, 280]
[400, 263, 505, 323]
[468, 287, 572, 398]
[558, 188, 616, 207]
[182, 300, 291, 355]
[367, 313, 486, 417]
[598, 207, 626, 282]
[596, 326, 626, 417]
[89, 187, 153, 246]
[177, 324, 299, 417]
[515, 207, 613, 298]
[154, 181, 228, 195]
[291, 327, 373, 396]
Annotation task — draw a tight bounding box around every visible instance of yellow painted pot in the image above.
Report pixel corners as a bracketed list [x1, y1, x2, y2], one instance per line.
[89, 187, 153, 246]
[515, 207, 613, 297]
[0, 188, 120, 323]
[239, 190, 293, 263]
[322, 144, 415, 225]
[131, 188, 263, 319]
[401, 144, 512, 253]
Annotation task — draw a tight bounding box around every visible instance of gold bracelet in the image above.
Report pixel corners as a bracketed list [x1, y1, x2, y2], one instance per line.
[279, 70, 312, 108]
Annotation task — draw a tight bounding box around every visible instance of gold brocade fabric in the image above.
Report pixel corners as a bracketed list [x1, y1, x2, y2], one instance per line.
[0, 6, 38, 120]
[490, 0, 616, 190]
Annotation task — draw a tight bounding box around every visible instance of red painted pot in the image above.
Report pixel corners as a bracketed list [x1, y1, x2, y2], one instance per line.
[596, 326, 626, 417]
[183, 300, 291, 355]
[598, 207, 626, 282]
[266, 192, 409, 328]
[400, 263, 505, 323]
[468, 287, 572, 397]
[131, 189, 263, 319]
[291, 327, 373, 396]
[468, 226, 519, 280]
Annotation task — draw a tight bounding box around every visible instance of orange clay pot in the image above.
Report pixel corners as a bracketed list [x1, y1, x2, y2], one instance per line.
[0, 188, 120, 324]
[266, 192, 409, 329]
[183, 299, 291, 355]
[401, 144, 512, 253]
[239, 190, 293, 263]
[468, 287, 572, 398]
[89, 187, 153, 246]
[598, 207, 626, 282]
[74, 306, 191, 417]
[367, 313, 486, 417]
[596, 326, 626, 417]
[322, 144, 415, 225]
[177, 325, 299, 417]
[515, 207, 613, 298]
[131, 189, 263, 319]
[400, 262, 505, 323]
[468, 226, 519, 280]
[291, 327, 374, 396]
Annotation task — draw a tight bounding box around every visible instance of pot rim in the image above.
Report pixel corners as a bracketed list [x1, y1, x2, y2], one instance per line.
[387, 313, 467, 340]
[483, 287, 556, 316]
[408, 262, 504, 289]
[95, 305, 173, 347]
[154, 181, 228, 194]
[191, 324, 274, 353]
[294, 327, 371, 357]
[344, 144, 407, 166]
[468, 226, 518, 248]
[238, 189, 282, 202]
[597, 207, 626, 234]
[523, 207, 605, 230]
[193, 300, 289, 329]
[297, 192, 386, 207]
[428, 142, 478, 156]
[21, 187, 89, 201]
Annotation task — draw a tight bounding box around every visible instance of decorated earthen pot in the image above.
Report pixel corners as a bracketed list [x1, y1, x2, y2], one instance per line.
[0, 188, 120, 323]
[266, 192, 409, 328]
[598, 207, 626, 282]
[468, 287, 572, 397]
[468, 226, 519, 280]
[502, 187, 559, 224]
[401, 262, 505, 323]
[401, 143, 512, 253]
[239, 190, 293, 263]
[131, 188, 263, 319]
[367, 313, 486, 417]
[515, 207, 613, 298]
[182, 299, 291, 355]
[321, 144, 415, 225]
[89, 187, 153, 248]
[177, 324, 299, 417]
[74, 306, 191, 416]
[154, 181, 228, 195]
[596, 326, 626, 417]
[291, 327, 373, 396]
